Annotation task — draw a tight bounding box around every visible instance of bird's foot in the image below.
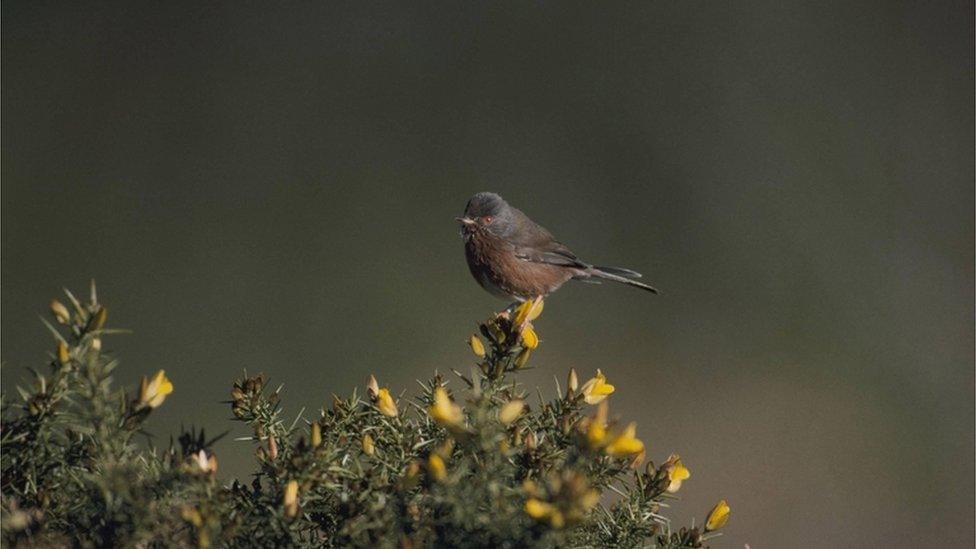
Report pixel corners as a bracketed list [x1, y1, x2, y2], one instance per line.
[494, 300, 521, 321]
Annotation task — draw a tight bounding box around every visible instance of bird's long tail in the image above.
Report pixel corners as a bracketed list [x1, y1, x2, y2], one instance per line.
[587, 265, 659, 294]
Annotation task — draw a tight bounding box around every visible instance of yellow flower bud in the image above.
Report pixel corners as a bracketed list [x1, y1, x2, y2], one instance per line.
[579, 369, 614, 404]
[401, 461, 421, 490]
[91, 307, 108, 330]
[499, 400, 525, 425]
[192, 449, 218, 474]
[362, 434, 375, 456]
[567, 368, 578, 393]
[520, 326, 539, 349]
[138, 370, 173, 409]
[57, 341, 70, 365]
[524, 498, 554, 520]
[376, 388, 398, 418]
[50, 300, 71, 324]
[427, 454, 446, 482]
[514, 348, 531, 369]
[366, 375, 380, 398]
[428, 387, 464, 427]
[283, 480, 299, 519]
[468, 335, 486, 358]
[91, 338, 102, 351]
[705, 500, 730, 532]
[311, 423, 322, 448]
[525, 496, 565, 529]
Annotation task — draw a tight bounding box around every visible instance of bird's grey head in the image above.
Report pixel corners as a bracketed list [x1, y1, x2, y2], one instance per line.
[457, 192, 514, 238]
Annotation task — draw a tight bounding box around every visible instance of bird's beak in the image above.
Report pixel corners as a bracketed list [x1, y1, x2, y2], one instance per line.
[455, 216, 476, 226]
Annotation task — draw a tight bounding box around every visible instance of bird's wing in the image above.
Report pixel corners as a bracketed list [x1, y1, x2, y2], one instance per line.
[504, 208, 591, 269]
[514, 245, 590, 268]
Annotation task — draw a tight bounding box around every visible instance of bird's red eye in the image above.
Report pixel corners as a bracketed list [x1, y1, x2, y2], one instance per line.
[483, 216, 493, 224]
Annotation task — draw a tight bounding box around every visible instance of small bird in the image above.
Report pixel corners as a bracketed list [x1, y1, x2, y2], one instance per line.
[457, 192, 658, 303]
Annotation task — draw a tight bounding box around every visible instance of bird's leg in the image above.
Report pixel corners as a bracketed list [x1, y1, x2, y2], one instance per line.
[495, 301, 519, 321]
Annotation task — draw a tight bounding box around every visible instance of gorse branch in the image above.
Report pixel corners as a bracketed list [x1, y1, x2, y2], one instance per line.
[1, 285, 731, 547]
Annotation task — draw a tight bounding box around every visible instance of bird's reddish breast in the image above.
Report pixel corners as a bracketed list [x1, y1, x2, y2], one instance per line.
[465, 231, 573, 299]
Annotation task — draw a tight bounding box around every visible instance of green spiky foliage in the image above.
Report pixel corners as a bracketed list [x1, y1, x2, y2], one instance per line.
[2, 285, 730, 547]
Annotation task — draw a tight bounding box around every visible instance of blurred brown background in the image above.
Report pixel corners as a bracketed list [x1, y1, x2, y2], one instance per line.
[3, 2, 973, 546]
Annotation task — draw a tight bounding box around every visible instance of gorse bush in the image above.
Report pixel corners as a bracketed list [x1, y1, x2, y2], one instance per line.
[1, 284, 731, 547]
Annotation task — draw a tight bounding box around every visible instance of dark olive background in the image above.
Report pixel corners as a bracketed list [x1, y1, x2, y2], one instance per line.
[3, 2, 973, 546]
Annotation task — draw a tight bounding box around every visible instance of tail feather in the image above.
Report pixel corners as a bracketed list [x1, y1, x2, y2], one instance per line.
[589, 267, 659, 294]
[593, 265, 643, 279]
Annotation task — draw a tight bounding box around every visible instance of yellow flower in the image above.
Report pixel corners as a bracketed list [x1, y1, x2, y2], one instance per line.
[605, 422, 645, 457]
[548, 510, 565, 528]
[468, 335, 486, 358]
[520, 326, 539, 349]
[376, 388, 398, 417]
[50, 300, 71, 324]
[428, 387, 464, 427]
[283, 480, 299, 519]
[524, 498, 552, 519]
[524, 498, 564, 528]
[362, 434, 375, 456]
[664, 454, 691, 493]
[499, 400, 525, 425]
[427, 454, 447, 482]
[579, 369, 614, 404]
[583, 402, 644, 458]
[139, 370, 173, 409]
[705, 500, 730, 532]
[586, 401, 609, 448]
[513, 298, 544, 327]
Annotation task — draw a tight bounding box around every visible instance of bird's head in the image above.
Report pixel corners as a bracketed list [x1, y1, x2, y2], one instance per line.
[456, 192, 512, 238]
